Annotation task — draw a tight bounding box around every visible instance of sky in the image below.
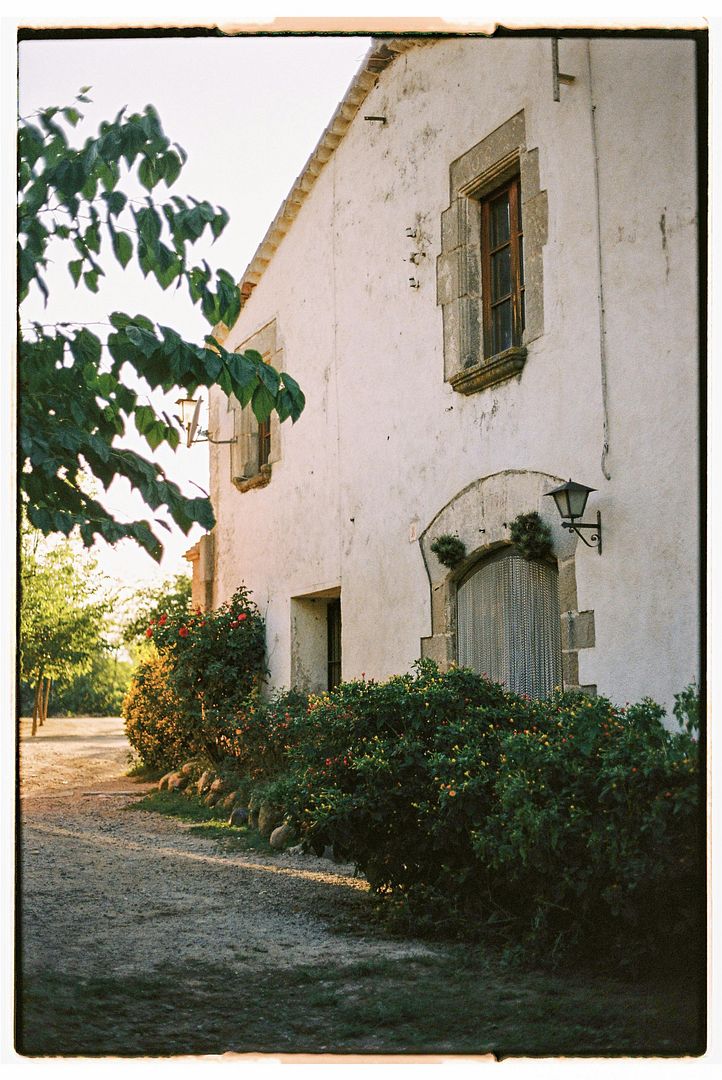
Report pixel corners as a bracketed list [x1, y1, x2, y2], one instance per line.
[17, 30, 372, 593]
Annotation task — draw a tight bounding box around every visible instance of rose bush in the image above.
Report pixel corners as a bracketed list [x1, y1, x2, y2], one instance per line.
[124, 585, 267, 766]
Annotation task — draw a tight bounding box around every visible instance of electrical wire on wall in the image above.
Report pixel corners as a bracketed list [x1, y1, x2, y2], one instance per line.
[586, 39, 612, 482]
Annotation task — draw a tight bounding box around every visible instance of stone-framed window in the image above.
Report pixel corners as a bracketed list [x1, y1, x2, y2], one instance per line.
[437, 111, 547, 395]
[229, 319, 282, 493]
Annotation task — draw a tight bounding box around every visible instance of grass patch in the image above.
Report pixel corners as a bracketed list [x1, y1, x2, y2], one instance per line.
[127, 788, 273, 853]
[125, 761, 166, 781]
[17, 950, 705, 1058]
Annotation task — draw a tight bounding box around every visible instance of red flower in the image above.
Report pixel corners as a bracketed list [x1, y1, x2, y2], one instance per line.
[158, 613, 167, 626]
[179, 626, 189, 637]
[238, 613, 247, 621]
[230, 620, 239, 629]
[145, 627, 153, 638]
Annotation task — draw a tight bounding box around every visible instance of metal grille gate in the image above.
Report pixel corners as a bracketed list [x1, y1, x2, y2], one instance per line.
[456, 550, 562, 698]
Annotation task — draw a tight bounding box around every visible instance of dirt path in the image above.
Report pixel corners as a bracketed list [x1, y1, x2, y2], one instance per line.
[17, 715, 438, 1057]
[16, 716, 704, 1060]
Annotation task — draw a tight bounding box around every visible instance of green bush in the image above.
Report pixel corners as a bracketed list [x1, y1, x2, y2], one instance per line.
[223, 689, 308, 781]
[147, 585, 267, 764]
[282, 662, 701, 967]
[122, 652, 196, 772]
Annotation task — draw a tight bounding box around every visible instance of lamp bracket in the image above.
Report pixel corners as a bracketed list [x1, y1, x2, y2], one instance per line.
[191, 429, 237, 446]
[561, 511, 602, 555]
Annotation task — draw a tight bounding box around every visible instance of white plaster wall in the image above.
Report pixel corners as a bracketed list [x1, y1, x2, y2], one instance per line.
[209, 36, 699, 713]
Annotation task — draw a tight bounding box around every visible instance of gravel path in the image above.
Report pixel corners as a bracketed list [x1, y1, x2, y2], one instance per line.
[18, 715, 437, 1055]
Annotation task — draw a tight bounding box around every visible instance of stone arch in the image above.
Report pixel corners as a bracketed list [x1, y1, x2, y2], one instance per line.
[419, 470, 595, 692]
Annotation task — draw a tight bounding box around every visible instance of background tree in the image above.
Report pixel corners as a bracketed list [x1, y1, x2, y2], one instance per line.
[18, 92, 305, 561]
[20, 524, 108, 733]
[121, 572, 192, 648]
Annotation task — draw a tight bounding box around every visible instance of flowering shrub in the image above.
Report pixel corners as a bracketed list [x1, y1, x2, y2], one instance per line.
[282, 662, 701, 967]
[223, 689, 308, 780]
[123, 651, 196, 771]
[135, 585, 267, 765]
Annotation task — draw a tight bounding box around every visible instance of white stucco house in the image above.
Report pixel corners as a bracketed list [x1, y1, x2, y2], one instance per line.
[188, 34, 701, 715]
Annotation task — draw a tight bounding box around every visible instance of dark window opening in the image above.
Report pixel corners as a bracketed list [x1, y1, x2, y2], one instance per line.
[258, 416, 271, 468]
[327, 599, 342, 690]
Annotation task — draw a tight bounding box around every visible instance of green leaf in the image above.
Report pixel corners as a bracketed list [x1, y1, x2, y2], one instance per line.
[162, 150, 182, 187]
[251, 382, 275, 424]
[83, 269, 100, 293]
[199, 348, 222, 382]
[68, 259, 83, 287]
[139, 155, 161, 192]
[102, 190, 127, 216]
[144, 421, 165, 451]
[22, 179, 48, 215]
[218, 368, 233, 397]
[281, 371, 305, 422]
[112, 230, 133, 268]
[84, 224, 100, 254]
[108, 311, 132, 330]
[126, 325, 159, 358]
[69, 328, 102, 367]
[211, 208, 229, 239]
[134, 405, 157, 435]
[62, 107, 82, 126]
[257, 361, 280, 397]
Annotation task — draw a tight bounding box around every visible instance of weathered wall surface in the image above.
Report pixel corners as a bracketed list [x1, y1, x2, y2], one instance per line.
[209, 36, 699, 714]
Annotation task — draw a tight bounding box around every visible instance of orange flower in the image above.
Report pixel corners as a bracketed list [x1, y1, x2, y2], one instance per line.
[145, 627, 153, 638]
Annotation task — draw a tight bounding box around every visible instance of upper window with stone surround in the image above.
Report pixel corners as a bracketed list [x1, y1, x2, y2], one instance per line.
[437, 111, 547, 395]
[228, 319, 282, 493]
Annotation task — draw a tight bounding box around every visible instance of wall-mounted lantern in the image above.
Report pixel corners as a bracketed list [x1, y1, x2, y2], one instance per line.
[175, 396, 236, 449]
[544, 479, 602, 555]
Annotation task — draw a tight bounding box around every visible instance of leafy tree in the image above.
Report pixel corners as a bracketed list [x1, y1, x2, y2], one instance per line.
[121, 571, 192, 648]
[20, 524, 108, 733]
[49, 652, 135, 718]
[18, 91, 305, 561]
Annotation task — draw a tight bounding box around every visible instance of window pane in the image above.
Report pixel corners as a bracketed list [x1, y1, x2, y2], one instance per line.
[457, 552, 561, 699]
[492, 300, 513, 353]
[491, 247, 512, 300]
[490, 192, 510, 246]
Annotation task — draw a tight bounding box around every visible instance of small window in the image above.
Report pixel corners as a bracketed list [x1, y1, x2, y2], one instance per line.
[480, 175, 524, 359]
[456, 548, 561, 698]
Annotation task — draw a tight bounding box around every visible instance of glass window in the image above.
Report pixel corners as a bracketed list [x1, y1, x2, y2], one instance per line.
[480, 176, 525, 358]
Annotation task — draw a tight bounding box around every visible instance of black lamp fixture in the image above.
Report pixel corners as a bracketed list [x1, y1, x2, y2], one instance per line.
[175, 396, 236, 449]
[544, 479, 602, 555]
